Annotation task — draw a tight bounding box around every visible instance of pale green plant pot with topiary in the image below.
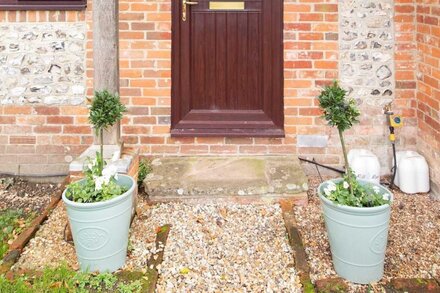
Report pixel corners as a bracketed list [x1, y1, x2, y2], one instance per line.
[62, 174, 135, 273]
[318, 179, 393, 284]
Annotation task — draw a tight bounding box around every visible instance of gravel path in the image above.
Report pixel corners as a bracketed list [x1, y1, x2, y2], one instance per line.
[132, 203, 301, 292]
[13, 203, 78, 271]
[294, 176, 440, 287]
[15, 200, 301, 292]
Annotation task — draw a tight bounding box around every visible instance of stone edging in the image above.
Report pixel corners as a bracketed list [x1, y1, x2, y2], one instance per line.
[280, 199, 315, 293]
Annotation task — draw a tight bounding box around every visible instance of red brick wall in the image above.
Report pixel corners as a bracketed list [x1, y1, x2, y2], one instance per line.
[117, 0, 338, 161]
[415, 1, 440, 195]
[1, 0, 434, 181]
[395, 0, 418, 145]
[0, 1, 340, 176]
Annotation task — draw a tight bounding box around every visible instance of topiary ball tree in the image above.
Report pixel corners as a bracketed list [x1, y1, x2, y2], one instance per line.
[318, 81, 360, 195]
[89, 90, 127, 175]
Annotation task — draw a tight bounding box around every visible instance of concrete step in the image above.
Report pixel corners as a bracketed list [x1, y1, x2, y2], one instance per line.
[144, 156, 308, 204]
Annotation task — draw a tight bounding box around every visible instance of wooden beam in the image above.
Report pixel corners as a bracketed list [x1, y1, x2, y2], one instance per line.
[93, 0, 120, 144]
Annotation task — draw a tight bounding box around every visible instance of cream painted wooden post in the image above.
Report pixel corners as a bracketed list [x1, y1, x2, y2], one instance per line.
[93, 0, 120, 144]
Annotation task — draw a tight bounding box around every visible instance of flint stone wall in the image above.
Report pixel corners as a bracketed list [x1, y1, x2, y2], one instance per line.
[0, 23, 86, 105]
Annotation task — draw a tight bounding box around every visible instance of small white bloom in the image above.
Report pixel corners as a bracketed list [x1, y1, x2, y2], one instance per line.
[111, 151, 121, 162]
[382, 193, 389, 201]
[373, 186, 381, 194]
[343, 181, 349, 189]
[95, 176, 105, 191]
[327, 182, 337, 192]
[104, 175, 112, 184]
[87, 163, 93, 170]
[103, 165, 118, 177]
[324, 188, 331, 196]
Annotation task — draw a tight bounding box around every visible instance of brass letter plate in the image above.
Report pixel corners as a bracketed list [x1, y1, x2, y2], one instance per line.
[209, 2, 245, 10]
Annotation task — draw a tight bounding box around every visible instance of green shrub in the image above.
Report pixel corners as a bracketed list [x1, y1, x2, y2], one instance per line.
[137, 159, 152, 186]
[66, 90, 128, 204]
[89, 90, 127, 176]
[318, 81, 390, 207]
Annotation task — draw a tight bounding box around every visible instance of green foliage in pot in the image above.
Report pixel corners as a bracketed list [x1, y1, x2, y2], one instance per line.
[66, 158, 128, 203]
[318, 81, 390, 207]
[65, 90, 128, 203]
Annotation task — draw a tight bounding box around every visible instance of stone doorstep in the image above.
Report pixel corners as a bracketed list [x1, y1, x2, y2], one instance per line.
[147, 193, 308, 206]
[144, 156, 309, 202]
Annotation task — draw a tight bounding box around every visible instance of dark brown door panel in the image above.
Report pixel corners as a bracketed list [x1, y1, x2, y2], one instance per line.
[171, 0, 284, 137]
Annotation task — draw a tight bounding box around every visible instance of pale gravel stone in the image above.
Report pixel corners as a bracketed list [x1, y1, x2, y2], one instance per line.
[133, 203, 301, 292]
[14, 199, 301, 292]
[13, 203, 79, 271]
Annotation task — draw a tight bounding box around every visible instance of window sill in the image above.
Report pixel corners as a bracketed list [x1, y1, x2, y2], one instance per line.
[0, 4, 87, 11]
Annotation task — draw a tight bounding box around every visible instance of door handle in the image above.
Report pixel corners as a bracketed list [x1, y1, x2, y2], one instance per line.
[182, 0, 199, 21]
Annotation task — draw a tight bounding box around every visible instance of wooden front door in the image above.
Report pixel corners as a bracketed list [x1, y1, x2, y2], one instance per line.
[171, 0, 284, 137]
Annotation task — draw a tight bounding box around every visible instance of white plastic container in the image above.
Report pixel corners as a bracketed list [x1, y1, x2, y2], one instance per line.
[348, 149, 381, 184]
[394, 151, 430, 194]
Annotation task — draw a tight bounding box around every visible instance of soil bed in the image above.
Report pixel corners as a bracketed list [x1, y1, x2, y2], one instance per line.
[0, 177, 61, 260]
[294, 175, 440, 291]
[0, 177, 61, 213]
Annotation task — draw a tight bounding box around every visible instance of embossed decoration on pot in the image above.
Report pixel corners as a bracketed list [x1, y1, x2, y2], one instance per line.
[62, 174, 135, 273]
[318, 179, 393, 284]
[77, 227, 110, 251]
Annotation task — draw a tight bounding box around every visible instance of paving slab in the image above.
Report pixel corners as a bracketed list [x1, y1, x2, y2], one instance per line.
[144, 156, 308, 201]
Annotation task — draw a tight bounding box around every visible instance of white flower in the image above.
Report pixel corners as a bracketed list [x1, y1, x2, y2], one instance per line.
[324, 188, 331, 196]
[373, 186, 381, 194]
[343, 181, 349, 189]
[95, 176, 105, 191]
[111, 151, 121, 162]
[87, 163, 93, 170]
[103, 165, 118, 177]
[382, 193, 390, 201]
[327, 182, 337, 192]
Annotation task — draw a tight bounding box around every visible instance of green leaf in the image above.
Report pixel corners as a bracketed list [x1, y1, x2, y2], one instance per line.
[89, 90, 127, 133]
[317, 81, 360, 132]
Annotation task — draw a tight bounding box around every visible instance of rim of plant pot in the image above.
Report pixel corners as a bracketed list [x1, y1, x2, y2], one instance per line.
[318, 179, 393, 215]
[62, 174, 135, 210]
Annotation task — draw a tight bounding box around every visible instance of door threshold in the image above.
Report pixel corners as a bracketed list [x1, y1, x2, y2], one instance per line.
[170, 128, 285, 137]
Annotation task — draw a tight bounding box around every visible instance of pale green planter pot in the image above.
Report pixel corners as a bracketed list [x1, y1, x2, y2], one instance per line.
[318, 179, 393, 284]
[62, 174, 135, 273]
